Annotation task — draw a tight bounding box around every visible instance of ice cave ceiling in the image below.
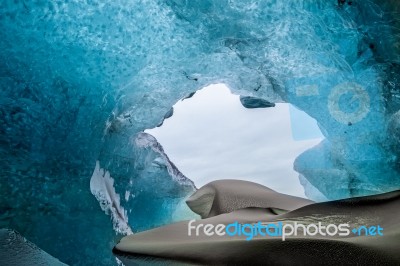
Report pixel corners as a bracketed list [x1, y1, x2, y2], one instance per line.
[1, 0, 400, 265]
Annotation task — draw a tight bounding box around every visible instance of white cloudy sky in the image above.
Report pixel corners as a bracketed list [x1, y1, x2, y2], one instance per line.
[147, 84, 323, 198]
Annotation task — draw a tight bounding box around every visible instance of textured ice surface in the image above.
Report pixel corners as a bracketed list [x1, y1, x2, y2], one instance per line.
[1, 0, 400, 264]
[90, 133, 195, 234]
[90, 161, 133, 235]
[0, 229, 67, 266]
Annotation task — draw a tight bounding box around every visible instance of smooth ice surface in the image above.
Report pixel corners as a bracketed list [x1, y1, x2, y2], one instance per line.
[1, 0, 400, 264]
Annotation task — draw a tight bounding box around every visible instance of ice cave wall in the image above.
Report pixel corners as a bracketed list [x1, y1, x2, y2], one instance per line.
[1, 0, 400, 265]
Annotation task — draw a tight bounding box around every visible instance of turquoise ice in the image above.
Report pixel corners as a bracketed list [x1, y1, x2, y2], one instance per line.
[1, 0, 400, 264]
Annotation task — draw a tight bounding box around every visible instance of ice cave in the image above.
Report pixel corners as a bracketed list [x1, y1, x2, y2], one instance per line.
[1, 0, 400, 265]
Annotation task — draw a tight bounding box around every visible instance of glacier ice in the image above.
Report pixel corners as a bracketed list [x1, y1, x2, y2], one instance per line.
[90, 161, 133, 236]
[240, 96, 276, 109]
[1, 0, 400, 264]
[90, 133, 196, 233]
[0, 229, 67, 266]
